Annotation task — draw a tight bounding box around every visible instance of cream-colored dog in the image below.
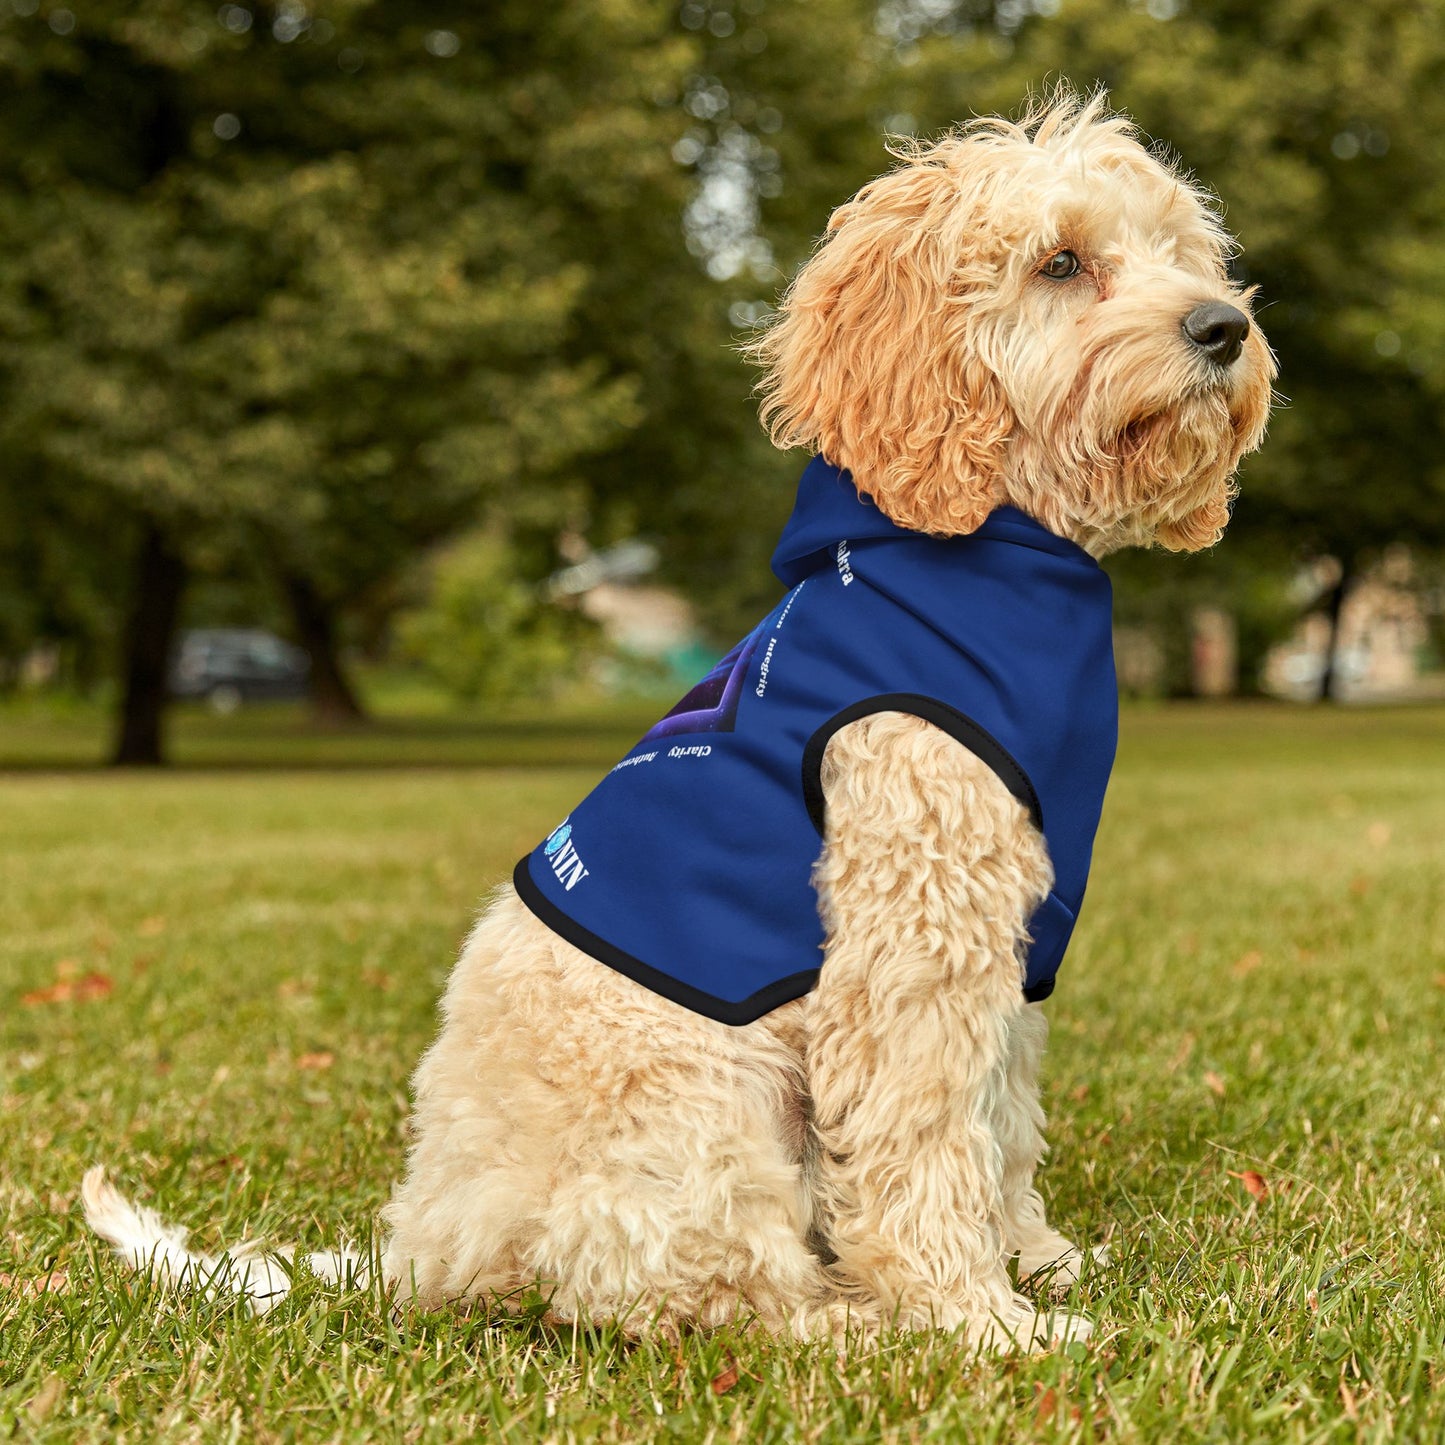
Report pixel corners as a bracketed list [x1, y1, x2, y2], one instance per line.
[85, 91, 1273, 1351]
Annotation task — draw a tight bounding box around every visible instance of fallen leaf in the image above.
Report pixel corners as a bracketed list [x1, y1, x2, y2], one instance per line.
[21, 983, 69, 1006]
[295, 1051, 334, 1071]
[1070, 1084, 1090, 1103]
[1034, 1386, 1058, 1424]
[21, 972, 113, 1006]
[1167, 1033, 1196, 1073]
[1204, 1071, 1227, 1098]
[1232, 950, 1263, 977]
[138, 916, 167, 937]
[711, 1357, 740, 1396]
[0, 1268, 70, 1299]
[1228, 1169, 1268, 1201]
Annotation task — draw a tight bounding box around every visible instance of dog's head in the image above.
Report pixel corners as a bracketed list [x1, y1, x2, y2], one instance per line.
[751, 90, 1275, 553]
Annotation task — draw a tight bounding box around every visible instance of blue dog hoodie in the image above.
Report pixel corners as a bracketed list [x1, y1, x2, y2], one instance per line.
[515, 456, 1118, 1025]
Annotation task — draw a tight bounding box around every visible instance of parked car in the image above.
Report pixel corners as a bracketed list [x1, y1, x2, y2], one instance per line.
[169, 629, 310, 712]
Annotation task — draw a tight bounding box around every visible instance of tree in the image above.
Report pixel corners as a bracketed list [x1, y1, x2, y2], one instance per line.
[0, 1, 700, 759]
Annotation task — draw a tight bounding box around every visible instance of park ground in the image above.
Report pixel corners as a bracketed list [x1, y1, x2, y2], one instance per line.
[1, 700, 1443, 1442]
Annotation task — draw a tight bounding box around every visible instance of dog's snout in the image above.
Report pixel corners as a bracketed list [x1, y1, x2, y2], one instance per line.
[1182, 302, 1250, 367]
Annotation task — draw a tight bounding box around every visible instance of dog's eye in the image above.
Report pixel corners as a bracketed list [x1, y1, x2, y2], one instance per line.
[1040, 250, 1081, 280]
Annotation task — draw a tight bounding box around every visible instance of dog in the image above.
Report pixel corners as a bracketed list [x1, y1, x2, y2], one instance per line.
[85, 90, 1273, 1351]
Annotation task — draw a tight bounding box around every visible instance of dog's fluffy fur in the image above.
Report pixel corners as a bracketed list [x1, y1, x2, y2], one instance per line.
[86, 91, 1273, 1350]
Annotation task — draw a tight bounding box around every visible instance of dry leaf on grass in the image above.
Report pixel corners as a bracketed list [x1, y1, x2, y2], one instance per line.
[295, 1051, 334, 1071]
[1228, 1169, 1269, 1201]
[1232, 950, 1263, 977]
[0, 1268, 70, 1299]
[21, 972, 114, 1006]
[710, 1357, 740, 1396]
[1167, 1033, 1196, 1072]
[1204, 1070, 1227, 1098]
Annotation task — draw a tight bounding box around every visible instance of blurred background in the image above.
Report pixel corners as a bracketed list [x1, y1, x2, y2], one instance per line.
[2, 0, 1443, 766]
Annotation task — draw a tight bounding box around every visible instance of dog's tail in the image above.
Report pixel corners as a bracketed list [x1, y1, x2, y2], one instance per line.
[81, 1165, 368, 1315]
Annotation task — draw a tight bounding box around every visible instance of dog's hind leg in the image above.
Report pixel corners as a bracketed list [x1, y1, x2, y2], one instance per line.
[804, 713, 1091, 1350]
[513, 988, 834, 1339]
[384, 893, 833, 1336]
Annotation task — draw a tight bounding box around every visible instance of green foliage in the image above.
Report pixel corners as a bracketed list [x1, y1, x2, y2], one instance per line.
[395, 533, 600, 705]
[2, 703, 1444, 1439]
[0, 1, 681, 615]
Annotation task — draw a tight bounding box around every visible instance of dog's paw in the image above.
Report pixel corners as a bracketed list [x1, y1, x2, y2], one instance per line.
[1018, 1240, 1110, 1293]
[972, 1295, 1093, 1353]
[1033, 1308, 1093, 1348]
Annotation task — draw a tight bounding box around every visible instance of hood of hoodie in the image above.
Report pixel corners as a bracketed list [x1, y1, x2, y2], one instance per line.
[770, 455, 1098, 587]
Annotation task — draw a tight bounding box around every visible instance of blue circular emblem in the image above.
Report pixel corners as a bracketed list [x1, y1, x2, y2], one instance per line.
[543, 821, 571, 857]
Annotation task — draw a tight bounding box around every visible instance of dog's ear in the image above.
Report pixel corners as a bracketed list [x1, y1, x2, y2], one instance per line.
[749, 152, 1012, 536]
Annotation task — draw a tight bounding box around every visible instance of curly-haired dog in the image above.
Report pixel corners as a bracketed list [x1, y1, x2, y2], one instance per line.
[85, 92, 1273, 1350]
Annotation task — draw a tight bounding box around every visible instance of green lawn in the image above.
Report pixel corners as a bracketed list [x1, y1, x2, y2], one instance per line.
[2, 703, 1443, 1442]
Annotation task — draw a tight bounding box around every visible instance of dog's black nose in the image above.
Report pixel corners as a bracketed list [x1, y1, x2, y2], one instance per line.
[1182, 302, 1250, 367]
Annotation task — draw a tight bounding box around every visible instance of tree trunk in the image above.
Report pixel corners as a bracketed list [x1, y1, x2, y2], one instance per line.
[1317, 556, 1355, 703]
[281, 571, 366, 725]
[112, 524, 187, 766]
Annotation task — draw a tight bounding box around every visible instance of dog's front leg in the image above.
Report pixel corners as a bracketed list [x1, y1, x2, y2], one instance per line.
[995, 1006, 1101, 1289]
[806, 712, 1089, 1350]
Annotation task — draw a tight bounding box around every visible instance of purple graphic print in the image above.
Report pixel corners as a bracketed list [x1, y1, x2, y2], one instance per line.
[642, 626, 763, 740]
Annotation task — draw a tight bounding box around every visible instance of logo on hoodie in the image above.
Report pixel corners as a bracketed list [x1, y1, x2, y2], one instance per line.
[544, 820, 589, 890]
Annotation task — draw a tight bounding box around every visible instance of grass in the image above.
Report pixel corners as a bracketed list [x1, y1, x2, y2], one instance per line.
[2, 700, 1443, 1442]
